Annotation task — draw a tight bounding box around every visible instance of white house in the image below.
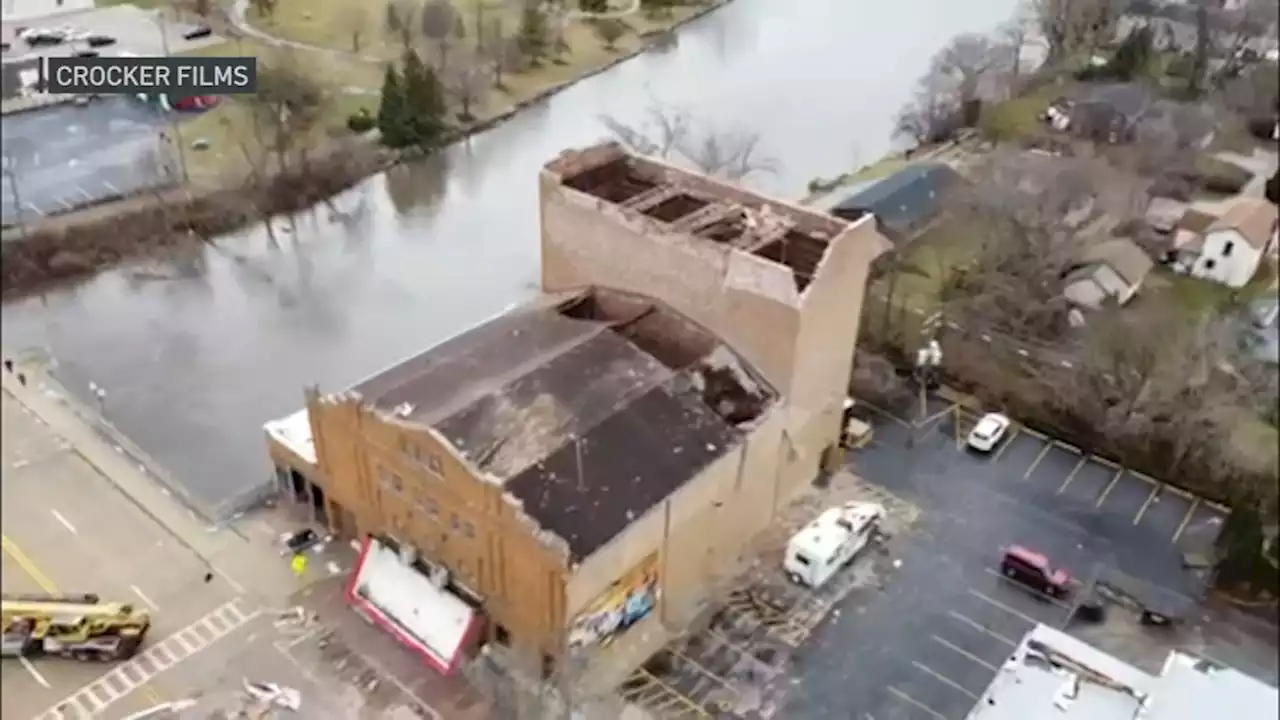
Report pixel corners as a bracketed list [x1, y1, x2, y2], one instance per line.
[1180, 198, 1279, 289]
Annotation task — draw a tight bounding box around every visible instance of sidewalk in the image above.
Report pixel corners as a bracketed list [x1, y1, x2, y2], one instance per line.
[0, 357, 300, 606]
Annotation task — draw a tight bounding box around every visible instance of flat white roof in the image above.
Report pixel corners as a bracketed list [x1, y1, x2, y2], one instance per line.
[1144, 651, 1279, 720]
[967, 624, 1278, 720]
[263, 408, 316, 465]
[967, 624, 1149, 720]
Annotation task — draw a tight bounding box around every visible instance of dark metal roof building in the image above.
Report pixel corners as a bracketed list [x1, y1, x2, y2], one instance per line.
[829, 163, 962, 237]
[353, 288, 774, 562]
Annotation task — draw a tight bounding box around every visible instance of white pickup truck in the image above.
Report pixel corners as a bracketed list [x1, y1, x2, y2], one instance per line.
[783, 502, 884, 589]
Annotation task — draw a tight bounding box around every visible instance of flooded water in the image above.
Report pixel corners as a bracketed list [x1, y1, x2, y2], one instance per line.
[2, 0, 1020, 517]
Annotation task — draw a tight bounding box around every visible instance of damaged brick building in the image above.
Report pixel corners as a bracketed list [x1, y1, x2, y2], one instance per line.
[263, 142, 889, 690]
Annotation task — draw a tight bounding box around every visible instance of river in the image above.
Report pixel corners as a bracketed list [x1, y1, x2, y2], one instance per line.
[1, 0, 1020, 517]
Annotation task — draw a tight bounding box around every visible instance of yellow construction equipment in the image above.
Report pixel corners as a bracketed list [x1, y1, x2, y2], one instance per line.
[2, 593, 150, 662]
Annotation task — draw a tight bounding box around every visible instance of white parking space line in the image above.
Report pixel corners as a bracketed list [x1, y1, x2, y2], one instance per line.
[912, 661, 979, 700]
[77, 185, 94, 202]
[102, 179, 121, 195]
[50, 508, 78, 535]
[930, 635, 998, 672]
[968, 589, 1039, 625]
[130, 584, 160, 610]
[978, 569, 1072, 609]
[887, 686, 947, 720]
[20, 656, 51, 688]
[24, 201, 43, 215]
[948, 611, 1016, 647]
[33, 598, 258, 720]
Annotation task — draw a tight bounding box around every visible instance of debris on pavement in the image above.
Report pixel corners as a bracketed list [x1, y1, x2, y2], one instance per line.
[242, 679, 302, 711]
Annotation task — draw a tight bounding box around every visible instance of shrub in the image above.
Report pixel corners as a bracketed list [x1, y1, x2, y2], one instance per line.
[346, 108, 375, 134]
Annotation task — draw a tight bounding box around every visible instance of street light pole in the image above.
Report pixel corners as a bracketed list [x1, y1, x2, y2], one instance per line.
[88, 381, 107, 417]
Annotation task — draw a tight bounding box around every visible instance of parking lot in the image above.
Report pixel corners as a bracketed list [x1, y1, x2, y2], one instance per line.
[1, 3, 224, 224]
[619, 472, 922, 719]
[2, 96, 179, 224]
[1, 4, 224, 66]
[618, 389, 1268, 720]
[768, 394, 1247, 720]
[862, 399, 1229, 591]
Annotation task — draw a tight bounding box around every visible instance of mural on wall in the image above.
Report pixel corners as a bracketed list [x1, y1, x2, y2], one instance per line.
[568, 554, 661, 651]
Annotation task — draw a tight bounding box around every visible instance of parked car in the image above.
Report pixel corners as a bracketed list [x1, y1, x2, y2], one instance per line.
[171, 94, 220, 111]
[75, 49, 99, 58]
[20, 28, 66, 46]
[967, 413, 1011, 452]
[1000, 545, 1072, 599]
[183, 25, 213, 40]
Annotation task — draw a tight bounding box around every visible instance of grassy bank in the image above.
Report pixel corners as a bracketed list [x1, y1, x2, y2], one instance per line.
[2, 0, 731, 297]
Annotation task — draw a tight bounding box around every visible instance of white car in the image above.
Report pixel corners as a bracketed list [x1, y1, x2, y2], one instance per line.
[967, 413, 1011, 452]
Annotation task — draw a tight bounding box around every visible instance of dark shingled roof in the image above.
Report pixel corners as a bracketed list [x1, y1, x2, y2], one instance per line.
[352, 291, 756, 561]
[830, 163, 961, 236]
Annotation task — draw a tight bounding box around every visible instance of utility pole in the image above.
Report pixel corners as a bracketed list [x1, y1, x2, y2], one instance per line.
[2, 155, 27, 240]
[909, 338, 942, 446]
[154, 10, 190, 185]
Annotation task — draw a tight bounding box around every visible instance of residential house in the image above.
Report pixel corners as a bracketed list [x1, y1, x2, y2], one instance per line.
[263, 142, 890, 690]
[1176, 198, 1279, 288]
[1063, 238, 1156, 310]
[829, 163, 963, 241]
[1052, 83, 1216, 148]
[1168, 207, 1219, 256]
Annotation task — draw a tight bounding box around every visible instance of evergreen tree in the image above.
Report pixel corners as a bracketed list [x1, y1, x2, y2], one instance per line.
[377, 64, 410, 148]
[516, 2, 548, 65]
[400, 49, 448, 148]
[1266, 168, 1279, 207]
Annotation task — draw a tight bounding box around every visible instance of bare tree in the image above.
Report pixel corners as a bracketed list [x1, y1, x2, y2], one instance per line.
[998, 4, 1034, 78]
[475, 10, 513, 89]
[894, 70, 961, 146]
[1221, 61, 1280, 120]
[591, 18, 627, 51]
[341, 4, 370, 52]
[1030, 0, 1117, 63]
[1078, 302, 1246, 478]
[243, 54, 329, 175]
[936, 151, 1105, 339]
[385, 0, 419, 48]
[421, 0, 459, 66]
[599, 104, 779, 181]
[930, 33, 1009, 110]
[1214, 0, 1280, 82]
[443, 57, 491, 121]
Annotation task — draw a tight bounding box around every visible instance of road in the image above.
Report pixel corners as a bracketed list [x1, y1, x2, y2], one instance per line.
[0, 388, 246, 719]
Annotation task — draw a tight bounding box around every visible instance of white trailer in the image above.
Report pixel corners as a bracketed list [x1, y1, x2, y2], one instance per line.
[783, 502, 884, 589]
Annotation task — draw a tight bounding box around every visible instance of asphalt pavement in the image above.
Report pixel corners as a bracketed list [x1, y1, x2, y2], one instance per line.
[0, 387, 245, 719]
[2, 96, 176, 225]
[771, 397, 1249, 720]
